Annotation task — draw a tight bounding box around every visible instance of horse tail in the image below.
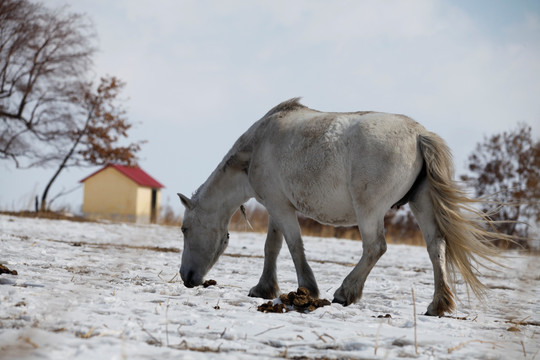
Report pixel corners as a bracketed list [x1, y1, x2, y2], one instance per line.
[418, 132, 509, 300]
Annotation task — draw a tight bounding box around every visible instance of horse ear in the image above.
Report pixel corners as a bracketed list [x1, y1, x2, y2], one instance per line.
[226, 151, 250, 173]
[177, 193, 194, 210]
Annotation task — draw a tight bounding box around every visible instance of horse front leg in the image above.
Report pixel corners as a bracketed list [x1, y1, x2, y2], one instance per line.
[257, 204, 319, 298]
[277, 207, 319, 298]
[333, 218, 386, 306]
[248, 217, 283, 299]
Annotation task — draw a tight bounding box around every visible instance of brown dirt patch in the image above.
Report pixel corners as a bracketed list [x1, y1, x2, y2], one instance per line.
[0, 264, 18, 275]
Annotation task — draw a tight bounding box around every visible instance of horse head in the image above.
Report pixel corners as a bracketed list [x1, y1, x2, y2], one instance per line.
[177, 193, 229, 288]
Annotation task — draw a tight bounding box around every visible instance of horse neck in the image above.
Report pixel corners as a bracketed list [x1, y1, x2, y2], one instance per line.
[196, 167, 252, 223]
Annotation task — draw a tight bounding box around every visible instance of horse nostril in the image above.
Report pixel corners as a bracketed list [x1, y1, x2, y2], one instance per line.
[184, 270, 195, 288]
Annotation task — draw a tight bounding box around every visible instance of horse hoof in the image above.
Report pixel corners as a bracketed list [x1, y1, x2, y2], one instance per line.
[332, 286, 354, 306]
[331, 297, 348, 306]
[424, 310, 444, 317]
[306, 287, 320, 299]
[425, 302, 447, 317]
[424, 309, 444, 317]
[248, 285, 279, 299]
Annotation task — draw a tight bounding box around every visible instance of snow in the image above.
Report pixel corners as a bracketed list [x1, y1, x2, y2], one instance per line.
[0, 214, 538, 359]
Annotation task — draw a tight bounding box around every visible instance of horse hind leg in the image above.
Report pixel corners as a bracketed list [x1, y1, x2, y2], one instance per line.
[248, 217, 284, 299]
[333, 214, 387, 306]
[409, 181, 455, 316]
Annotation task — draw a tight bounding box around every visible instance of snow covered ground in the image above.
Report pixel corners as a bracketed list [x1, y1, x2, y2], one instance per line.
[0, 214, 538, 359]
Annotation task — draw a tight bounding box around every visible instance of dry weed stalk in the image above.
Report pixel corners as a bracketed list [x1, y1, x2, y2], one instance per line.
[137, 319, 162, 346]
[165, 299, 170, 347]
[447, 339, 499, 354]
[255, 325, 285, 337]
[172, 340, 225, 353]
[75, 327, 97, 339]
[374, 320, 383, 355]
[412, 286, 418, 355]
[312, 331, 335, 344]
[21, 336, 38, 349]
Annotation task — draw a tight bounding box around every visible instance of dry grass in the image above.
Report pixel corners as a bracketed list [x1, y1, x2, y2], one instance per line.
[229, 204, 426, 246]
[0, 210, 91, 222]
[159, 204, 183, 226]
[4, 205, 530, 250]
[0, 206, 428, 247]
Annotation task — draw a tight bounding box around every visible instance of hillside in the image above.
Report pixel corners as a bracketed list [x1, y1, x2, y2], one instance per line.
[0, 215, 538, 359]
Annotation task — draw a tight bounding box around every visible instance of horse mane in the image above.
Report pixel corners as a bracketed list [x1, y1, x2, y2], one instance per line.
[192, 97, 313, 200]
[262, 97, 307, 118]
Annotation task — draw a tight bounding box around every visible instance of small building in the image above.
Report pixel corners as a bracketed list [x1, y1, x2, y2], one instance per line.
[80, 164, 164, 223]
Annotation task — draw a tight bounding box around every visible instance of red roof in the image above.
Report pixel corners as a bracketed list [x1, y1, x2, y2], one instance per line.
[80, 164, 164, 188]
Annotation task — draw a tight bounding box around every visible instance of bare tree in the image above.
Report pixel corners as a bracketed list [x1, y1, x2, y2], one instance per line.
[39, 76, 144, 211]
[0, 1, 145, 211]
[461, 123, 540, 239]
[0, 0, 95, 166]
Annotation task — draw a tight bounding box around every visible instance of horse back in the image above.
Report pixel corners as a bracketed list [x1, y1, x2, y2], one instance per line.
[247, 108, 425, 225]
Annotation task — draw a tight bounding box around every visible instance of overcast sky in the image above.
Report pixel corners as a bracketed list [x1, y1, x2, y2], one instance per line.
[1, 0, 539, 214]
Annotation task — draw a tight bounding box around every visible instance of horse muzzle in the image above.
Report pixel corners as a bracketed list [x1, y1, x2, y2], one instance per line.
[180, 268, 203, 288]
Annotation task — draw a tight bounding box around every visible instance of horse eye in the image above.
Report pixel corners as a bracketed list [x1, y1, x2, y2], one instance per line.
[181, 227, 188, 234]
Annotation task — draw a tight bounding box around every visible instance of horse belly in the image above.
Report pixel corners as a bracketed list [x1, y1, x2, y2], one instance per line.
[288, 177, 357, 226]
[272, 114, 359, 225]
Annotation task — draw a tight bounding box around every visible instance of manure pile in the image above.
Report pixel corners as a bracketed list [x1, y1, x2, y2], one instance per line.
[258, 287, 331, 313]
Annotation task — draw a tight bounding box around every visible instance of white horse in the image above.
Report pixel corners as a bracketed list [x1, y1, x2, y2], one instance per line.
[178, 98, 503, 316]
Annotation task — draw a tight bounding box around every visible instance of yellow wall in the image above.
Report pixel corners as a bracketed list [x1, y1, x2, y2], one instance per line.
[135, 187, 162, 216]
[136, 187, 151, 216]
[155, 190, 162, 216]
[82, 167, 161, 223]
